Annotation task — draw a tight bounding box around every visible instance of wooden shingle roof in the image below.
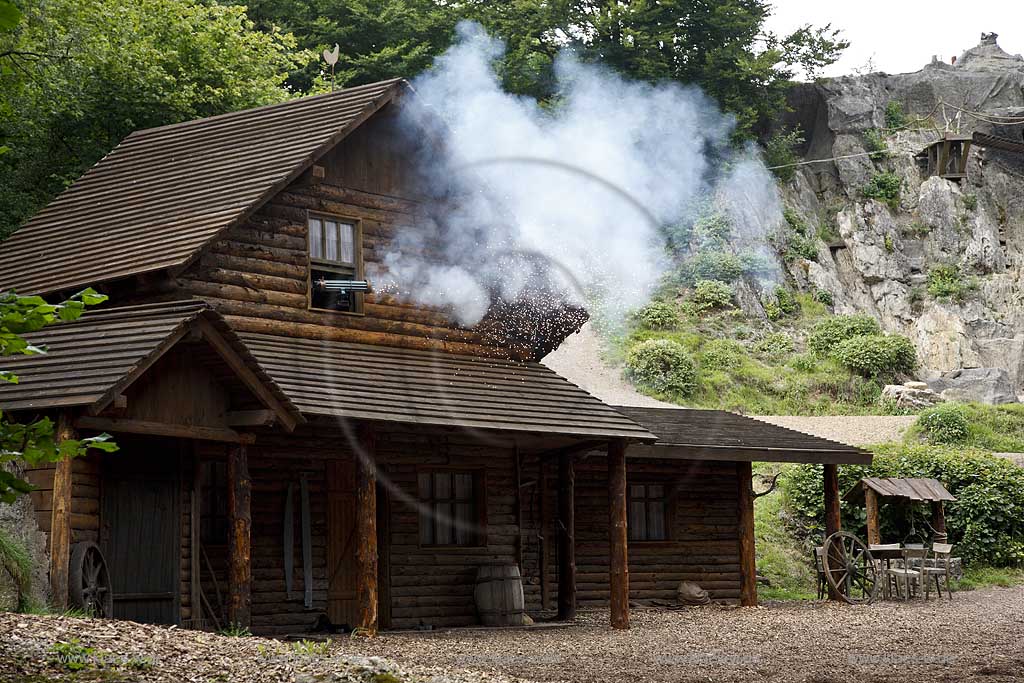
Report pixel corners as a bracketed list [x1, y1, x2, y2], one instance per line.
[618, 406, 871, 464]
[846, 477, 956, 503]
[239, 332, 656, 441]
[0, 301, 300, 430]
[0, 79, 406, 296]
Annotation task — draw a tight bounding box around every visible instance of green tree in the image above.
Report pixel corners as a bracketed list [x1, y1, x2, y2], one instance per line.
[0, 0, 309, 238]
[1, 290, 118, 503]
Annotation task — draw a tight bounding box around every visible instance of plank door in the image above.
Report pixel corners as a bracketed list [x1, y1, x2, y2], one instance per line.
[327, 459, 359, 627]
[101, 446, 180, 625]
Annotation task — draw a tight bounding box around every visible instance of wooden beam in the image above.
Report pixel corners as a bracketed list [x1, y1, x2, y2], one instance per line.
[607, 439, 629, 629]
[49, 411, 75, 611]
[76, 416, 254, 444]
[226, 410, 275, 427]
[355, 423, 379, 634]
[190, 451, 203, 625]
[864, 486, 881, 546]
[625, 444, 871, 466]
[823, 464, 842, 601]
[931, 500, 947, 543]
[227, 443, 252, 627]
[557, 453, 576, 621]
[736, 461, 757, 607]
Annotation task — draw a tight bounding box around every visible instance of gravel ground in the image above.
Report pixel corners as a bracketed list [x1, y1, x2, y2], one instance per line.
[350, 587, 1024, 683]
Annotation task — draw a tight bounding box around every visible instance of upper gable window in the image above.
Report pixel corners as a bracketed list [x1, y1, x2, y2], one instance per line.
[308, 214, 362, 313]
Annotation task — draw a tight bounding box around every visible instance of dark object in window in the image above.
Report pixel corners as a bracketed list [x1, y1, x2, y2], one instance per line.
[308, 215, 361, 312]
[201, 460, 229, 545]
[418, 470, 483, 546]
[628, 483, 669, 541]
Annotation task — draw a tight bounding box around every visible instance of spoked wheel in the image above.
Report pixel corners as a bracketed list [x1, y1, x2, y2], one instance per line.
[69, 541, 113, 617]
[823, 531, 880, 604]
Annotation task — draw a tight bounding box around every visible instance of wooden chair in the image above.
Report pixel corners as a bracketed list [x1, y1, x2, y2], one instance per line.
[887, 547, 928, 600]
[923, 542, 954, 600]
[869, 543, 901, 599]
[813, 547, 827, 599]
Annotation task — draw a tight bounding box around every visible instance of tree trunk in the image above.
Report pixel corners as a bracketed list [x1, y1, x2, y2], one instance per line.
[931, 500, 947, 543]
[227, 443, 252, 627]
[49, 411, 76, 611]
[355, 423, 379, 634]
[557, 453, 576, 621]
[823, 464, 842, 601]
[864, 486, 881, 546]
[736, 461, 757, 607]
[607, 439, 629, 629]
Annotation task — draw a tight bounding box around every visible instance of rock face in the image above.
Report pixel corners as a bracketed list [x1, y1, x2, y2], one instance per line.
[882, 383, 944, 409]
[777, 34, 1024, 403]
[929, 367, 1018, 405]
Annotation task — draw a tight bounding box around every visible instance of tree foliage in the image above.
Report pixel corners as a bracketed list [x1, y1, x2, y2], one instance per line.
[1, 290, 117, 502]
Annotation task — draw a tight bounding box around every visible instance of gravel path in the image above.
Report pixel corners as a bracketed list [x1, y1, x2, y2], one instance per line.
[350, 587, 1024, 683]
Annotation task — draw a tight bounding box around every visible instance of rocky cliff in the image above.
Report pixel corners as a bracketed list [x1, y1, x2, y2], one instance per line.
[777, 34, 1024, 403]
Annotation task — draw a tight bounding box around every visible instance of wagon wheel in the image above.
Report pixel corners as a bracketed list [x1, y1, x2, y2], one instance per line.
[69, 542, 113, 617]
[822, 531, 880, 604]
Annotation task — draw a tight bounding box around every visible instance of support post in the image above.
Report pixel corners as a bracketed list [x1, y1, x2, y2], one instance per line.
[49, 411, 75, 611]
[355, 423, 379, 634]
[557, 453, 576, 621]
[227, 443, 252, 627]
[823, 464, 842, 601]
[607, 439, 629, 629]
[931, 500, 947, 543]
[736, 461, 757, 607]
[191, 452, 203, 624]
[864, 486, 881, 546]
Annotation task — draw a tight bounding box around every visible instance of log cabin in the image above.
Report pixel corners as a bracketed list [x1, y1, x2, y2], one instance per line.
[0, 79, 870, 634]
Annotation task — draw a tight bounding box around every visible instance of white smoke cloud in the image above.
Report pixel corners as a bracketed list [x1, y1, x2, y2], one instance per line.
[372, 21, 783, 330]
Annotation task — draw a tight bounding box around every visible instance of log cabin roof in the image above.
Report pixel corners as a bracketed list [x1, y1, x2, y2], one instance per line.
[0, 300, 300, 430]
[845, 477, 955, 503]
[0, 79, 406, 296]
[616, 406, 871, 464]
[239, 332, 657, 441]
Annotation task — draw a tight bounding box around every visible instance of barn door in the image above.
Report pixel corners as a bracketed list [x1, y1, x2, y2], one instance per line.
[101, 443, 180, 625]
[327, 459, 358, 627]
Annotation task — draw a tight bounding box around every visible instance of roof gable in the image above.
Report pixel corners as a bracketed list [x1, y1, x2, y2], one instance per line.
[0, 79, 407, 296]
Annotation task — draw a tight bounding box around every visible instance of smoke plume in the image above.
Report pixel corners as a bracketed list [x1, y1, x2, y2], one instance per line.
[371, 22, 782, 332]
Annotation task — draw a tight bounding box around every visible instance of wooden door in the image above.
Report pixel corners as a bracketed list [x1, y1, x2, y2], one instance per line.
[101, 444, 180, 625]
[327, 459, 358, 627]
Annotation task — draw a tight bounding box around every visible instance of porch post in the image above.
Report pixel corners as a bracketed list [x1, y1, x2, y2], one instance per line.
[931, 500, 947, 543]
[557, 453, 576, 621]
[355, 423, 379, 634]
[49, 411, 76, 610]
[227, 442, 252, 627]
[736, 461, 757, 607]
[864, 486, 881, 546]
[823, 464, 841, 601]
[607, 439, 629, 629]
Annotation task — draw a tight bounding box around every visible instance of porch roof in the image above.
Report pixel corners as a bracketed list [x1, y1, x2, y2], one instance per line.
[239, 332, 656, 441]
[845, 477, 956, 503]
[0, 301, 301, 430]
[616, 406, 871, 464]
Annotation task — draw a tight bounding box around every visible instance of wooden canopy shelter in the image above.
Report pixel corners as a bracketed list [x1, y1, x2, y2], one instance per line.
[918, 133, 973, 181]
[845, 477, 956, 545]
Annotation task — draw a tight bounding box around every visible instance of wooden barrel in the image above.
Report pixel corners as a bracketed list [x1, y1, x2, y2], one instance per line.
[474, 565, 526, 626]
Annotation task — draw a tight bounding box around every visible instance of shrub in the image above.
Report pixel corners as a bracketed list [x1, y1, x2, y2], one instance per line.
[962, 193, 978, 211]
[683, 251, 744, 283]
[813, 287, 834, 307]
[884, 234, 894, 252]
[699, 339, 745, 370]
[633, 301, 680, 330]
[784, 234, 819, 263]
[626, 339, 698, 396]
[787, 353, 818, 373]
[884, 100, 908, 129]
[807, 315, 881, 356]
[918, 403, 970, 445]
[780, 445, 1024, 566]
[863, 128, 889, 160]
[862, 172, 901, 209]
[753, 332, 795, 359]
[690, 279, 734, 313]
[693, 213, 732, 246]
[775, 287, 798, 316]
[0, 529, 32, 612]
[927, 264, 976, 303]
[764, 128, 805, 182]
[832, 334, 917, 377]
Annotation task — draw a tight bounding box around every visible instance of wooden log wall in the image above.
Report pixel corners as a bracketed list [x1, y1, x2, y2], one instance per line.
[523, 457, 743, 607]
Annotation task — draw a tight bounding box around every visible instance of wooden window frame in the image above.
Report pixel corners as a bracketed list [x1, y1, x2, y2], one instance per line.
[306, 211, 365, 316]
[628, 481, 672, 544]
[416, 467, 487, 549]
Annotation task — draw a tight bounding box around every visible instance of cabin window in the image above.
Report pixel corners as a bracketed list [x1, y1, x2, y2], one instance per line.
[418, 470, 483, 546]
[628, 483, 668, 542]
[200, 460, 229, 546]
[308, 214, 362, 313]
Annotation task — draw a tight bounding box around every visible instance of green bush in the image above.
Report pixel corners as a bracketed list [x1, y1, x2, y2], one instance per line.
[775, 287, 798, 316]
[699, 339, 745, 370]
[918, 403, 970, 444]
[764, 128, 805, 182]
[690, 279, 734, 313]
[832, 334, 917, 377]
[693, 213, 732, 246]
[962, 193, 978, 211]
[633, 301, 680, 330]
[683, 251, 744, 283]
[780, 445, 1024, 566]
[807, 315, 881, 356]
[884, 100, 908, 129]
[863, 128, 889, 160]
[0, 529, 32, 612]
[927, 264, 976, 303]
[862, 172, 902, 209]
[753, 332, 794, 359]
[813, 287, 834, 306]
[626, 339, 698, 396]
[781, 209, 819, 262]
[787, 353, 818, 373]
